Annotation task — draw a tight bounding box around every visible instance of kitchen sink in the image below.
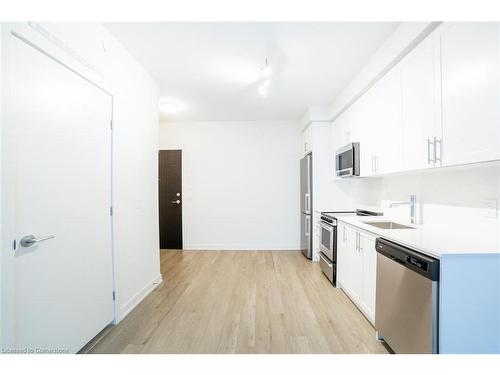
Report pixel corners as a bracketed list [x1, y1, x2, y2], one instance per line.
[363, 221, 415, 230]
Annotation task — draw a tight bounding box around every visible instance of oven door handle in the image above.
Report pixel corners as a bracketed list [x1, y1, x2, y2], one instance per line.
[319, 222, 334, 232]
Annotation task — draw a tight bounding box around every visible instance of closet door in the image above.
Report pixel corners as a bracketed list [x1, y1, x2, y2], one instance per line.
[2, 32, 114, 352]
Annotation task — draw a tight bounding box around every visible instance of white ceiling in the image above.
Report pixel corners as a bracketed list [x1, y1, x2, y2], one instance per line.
[105, 22, 399, 122]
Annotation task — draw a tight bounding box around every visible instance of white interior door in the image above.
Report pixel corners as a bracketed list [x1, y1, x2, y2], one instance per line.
[2, 32, 114, 353]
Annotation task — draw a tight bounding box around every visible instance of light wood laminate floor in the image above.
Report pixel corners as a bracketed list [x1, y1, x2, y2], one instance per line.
[89, 250, 389, 354]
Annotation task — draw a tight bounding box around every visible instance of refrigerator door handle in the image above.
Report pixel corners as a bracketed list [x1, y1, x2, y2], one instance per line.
[305, 216, 310, 237]
[305, 193, 310, 213]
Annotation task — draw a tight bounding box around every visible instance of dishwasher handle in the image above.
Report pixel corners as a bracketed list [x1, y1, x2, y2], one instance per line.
[388, 255, 406, 266]
[375, 237, 440, 281]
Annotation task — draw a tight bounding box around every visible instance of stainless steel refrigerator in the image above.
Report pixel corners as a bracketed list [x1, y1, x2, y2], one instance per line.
[300, 154, 312, 259]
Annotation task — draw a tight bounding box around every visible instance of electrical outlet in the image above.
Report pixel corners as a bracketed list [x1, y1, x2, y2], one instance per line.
[484, 198, 498, 219]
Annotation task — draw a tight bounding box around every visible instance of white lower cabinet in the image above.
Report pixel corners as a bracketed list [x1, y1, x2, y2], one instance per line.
[359, 232, 376, 323]
[337, 222, 377, 325]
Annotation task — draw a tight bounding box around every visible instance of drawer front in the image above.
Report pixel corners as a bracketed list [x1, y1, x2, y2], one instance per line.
[319, 252, 335, 284]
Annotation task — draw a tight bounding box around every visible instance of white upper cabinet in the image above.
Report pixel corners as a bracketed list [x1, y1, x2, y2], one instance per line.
[371, 65, 403, 175]
[333, 104, 357, 152]
[400, 32, 441, 170]
[302, 125, 312, 154]
[332, 112, 346, 152]
[440, 22, 500, 166]
[357, 64, 403, 177]
[354, 86, 377, 177]
[331, 22, 500, 177]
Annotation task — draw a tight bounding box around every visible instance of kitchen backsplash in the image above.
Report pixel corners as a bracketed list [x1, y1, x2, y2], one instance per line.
[333, 162, 500, 225]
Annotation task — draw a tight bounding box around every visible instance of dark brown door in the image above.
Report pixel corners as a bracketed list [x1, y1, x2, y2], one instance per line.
[158, 150, 183, 249]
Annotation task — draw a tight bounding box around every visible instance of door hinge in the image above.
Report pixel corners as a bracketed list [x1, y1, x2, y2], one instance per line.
[110, 206, 113, 216]
[112, 291, 116, 301]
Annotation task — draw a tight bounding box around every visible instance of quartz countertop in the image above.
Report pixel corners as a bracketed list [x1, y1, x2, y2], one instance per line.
[315, 205, 384, 215]
[337, 215, 500, 258]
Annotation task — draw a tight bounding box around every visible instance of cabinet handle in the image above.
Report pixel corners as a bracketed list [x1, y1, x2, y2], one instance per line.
[428, 138, 435, 164]
[434, 137, 442, 164]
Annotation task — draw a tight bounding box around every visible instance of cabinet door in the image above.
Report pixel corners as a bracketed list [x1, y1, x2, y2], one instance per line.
[336, 223, 347, 287]
[373, 66, 404, 175]
[401, 33, 441, 170]
[302, 125, 312, 154]
[340, 225, 355, 296]
[332, 112, 346, 152]
[440, 22, 500, 166]
[345, 227, 362, 303]
[356, 85, 377, 177]
[359, 232, 377, 324]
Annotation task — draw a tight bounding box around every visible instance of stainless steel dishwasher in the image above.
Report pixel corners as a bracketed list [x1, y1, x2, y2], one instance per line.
[375, 238, 440, 354]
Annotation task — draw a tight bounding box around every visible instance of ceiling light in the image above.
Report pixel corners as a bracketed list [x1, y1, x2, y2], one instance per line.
[159, 100, 181, 114]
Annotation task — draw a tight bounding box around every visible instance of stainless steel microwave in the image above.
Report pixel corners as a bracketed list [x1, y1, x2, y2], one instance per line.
[335, 142, 360, 177]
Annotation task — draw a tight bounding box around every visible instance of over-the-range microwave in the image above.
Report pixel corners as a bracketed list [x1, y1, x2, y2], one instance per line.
[335, 142, 360, 177]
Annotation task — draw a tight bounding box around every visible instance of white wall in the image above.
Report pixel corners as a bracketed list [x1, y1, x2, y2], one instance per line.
[1, 23, 161, 327]
[159, 121, 301, 250]
[332, 163, 500, 226]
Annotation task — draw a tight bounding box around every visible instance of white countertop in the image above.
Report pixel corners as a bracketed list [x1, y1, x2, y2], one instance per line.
[337, 215, 500, 258]
[315, 205, 384, 215]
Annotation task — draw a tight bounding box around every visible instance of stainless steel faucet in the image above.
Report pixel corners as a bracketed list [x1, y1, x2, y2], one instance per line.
[389, 194, 417, 224]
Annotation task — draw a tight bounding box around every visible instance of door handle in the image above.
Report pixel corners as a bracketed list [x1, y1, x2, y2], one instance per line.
[20, 234, 55, 248]
[171, 200, 181, 204]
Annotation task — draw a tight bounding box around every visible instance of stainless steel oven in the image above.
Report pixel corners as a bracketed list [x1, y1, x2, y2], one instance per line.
[319, 220, 335, 261]
[319, 209, 383, 285]
[335, 142, 360, 177]
[318, 214, 339, 284]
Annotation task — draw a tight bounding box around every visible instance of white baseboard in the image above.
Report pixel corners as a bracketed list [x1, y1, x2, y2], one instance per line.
[182, 245, 302, 251]
[117, 274, 163, 322]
